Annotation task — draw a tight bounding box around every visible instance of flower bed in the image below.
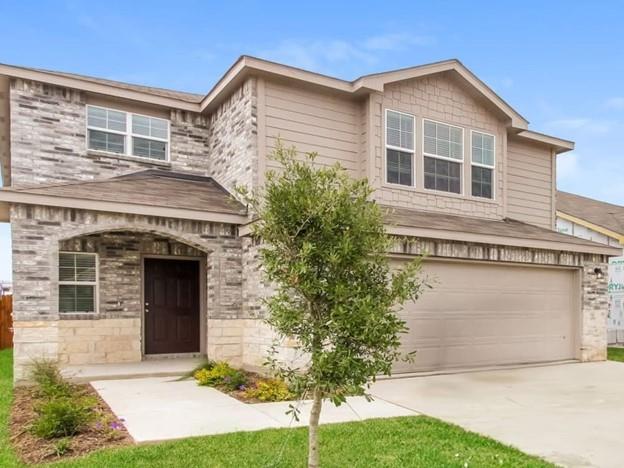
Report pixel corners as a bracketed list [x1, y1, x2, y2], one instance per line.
[9, 361, 131, 464]
[191, 361, 296, 403]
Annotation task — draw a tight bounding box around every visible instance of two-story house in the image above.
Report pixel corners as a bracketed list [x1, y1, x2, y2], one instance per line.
[0, 57, 618, 382]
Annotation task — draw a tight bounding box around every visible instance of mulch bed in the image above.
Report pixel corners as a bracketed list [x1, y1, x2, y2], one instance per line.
[10, 383, 133, 465]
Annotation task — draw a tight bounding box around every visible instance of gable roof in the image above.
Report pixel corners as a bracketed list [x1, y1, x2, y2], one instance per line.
[557, 191, 624, 238]
[0, 170, 248, 224]
[1, 57, 529, 127]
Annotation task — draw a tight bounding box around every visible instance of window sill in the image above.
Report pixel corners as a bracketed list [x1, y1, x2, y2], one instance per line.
[59, 312, 99, 320]
[380, 183, 499, 205]
[86, 150, 171, 168]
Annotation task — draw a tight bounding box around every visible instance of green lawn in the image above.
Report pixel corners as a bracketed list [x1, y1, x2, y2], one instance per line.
[0, 349, 552, 467]
[607, 347, 624, 362]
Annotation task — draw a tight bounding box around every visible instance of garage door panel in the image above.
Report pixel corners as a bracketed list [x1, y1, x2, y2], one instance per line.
[393, 259, 578, 373]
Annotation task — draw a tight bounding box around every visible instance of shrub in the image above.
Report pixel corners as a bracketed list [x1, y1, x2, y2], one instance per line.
[30, 359, 72, 399]
[53, 437, 72, 457]
[31, 397, 96, 439]
[176, 360, 216, 381]
[194, 361, 247, 391]
[244, 378, 295, 402]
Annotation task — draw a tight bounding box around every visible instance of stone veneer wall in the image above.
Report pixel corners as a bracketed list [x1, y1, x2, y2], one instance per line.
[11, 204, 243, 381]
[8, 78, 256, 189]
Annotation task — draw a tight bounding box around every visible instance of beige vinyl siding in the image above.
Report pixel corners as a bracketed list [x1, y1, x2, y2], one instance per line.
[507, 137, 554, 228]
[264, 80, 361, 176]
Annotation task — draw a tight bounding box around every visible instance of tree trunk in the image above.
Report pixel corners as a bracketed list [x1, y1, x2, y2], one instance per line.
[308, 387, 323, 468]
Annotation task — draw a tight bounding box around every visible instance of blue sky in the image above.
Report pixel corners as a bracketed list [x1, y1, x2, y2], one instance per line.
[1, 0, 623, 281]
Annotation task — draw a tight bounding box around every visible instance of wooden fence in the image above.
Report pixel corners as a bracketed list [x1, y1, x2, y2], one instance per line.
[0, 295, 12, 349]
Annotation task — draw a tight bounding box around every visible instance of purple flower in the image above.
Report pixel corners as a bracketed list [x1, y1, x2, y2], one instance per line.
[109, 421, 122, 430]
[238, 385, 246, 390]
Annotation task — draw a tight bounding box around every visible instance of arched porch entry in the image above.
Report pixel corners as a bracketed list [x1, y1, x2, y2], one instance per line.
[57, 226, 214, 359]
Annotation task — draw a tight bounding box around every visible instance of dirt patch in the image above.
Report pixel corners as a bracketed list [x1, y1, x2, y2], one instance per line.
[10, 383, 132, 465]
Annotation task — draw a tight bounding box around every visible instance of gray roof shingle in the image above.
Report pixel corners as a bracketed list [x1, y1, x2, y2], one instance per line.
[557, 191, 624, 235]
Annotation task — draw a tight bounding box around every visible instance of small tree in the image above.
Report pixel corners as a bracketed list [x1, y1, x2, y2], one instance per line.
[240, 143, 426, 468]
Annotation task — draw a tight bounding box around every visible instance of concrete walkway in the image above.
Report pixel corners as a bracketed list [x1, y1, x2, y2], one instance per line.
[92, 376, 416, 443]
[371, 361, 624, 468]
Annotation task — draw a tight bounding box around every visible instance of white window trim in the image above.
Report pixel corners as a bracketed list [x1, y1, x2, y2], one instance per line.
[422, 118, 464, 195]
[470, 129, 496, 200]
[58, 251, 99, 314]
[86, 104, 171, 162]
[384, 108, 416, 187]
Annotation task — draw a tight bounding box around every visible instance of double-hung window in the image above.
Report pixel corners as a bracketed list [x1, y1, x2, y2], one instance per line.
[471, 131, 495, 199]
[385, 110, 415, 186]
[87, 105, 169, 161]
[423, 120, 463, 194]
[59, 252, 97, 313]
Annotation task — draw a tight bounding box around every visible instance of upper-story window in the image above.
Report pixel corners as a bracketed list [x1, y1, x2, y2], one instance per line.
[87, 105, 169, 161]
[471, 131, 495, 199]
[423, 120, 463, 194]
[385, 110, 415, 186]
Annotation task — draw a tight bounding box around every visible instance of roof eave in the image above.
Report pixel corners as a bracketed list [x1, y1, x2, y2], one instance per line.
[0, 64, 201, 112]
[386, 224, 621, 256]
[0, 190, 249, 225]
[514, 130, 575, 154]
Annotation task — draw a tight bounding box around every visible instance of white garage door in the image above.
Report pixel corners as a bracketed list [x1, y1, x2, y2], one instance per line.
[393, 259, 580, 373]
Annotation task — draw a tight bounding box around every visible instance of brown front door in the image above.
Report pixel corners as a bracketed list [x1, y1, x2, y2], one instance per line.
[144, 258, 200, 355]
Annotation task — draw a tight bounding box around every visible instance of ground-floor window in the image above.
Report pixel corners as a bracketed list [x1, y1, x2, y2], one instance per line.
[58, 252, 98, 313]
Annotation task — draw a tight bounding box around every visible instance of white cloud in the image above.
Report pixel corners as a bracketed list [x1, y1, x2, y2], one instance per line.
[605, 97, 624, 110]
[258, 32, 435, 72]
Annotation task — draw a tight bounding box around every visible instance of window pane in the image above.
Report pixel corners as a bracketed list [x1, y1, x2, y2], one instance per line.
[424, 136, 436, 155]
[133, 137, 167, 160]
[472, 132, 495, 167]
[424, 157, 461, 194]
[75, 285, 95, 312]
[386, 149, 412, 186]
[87, 106, 107, 128]
[150, 119, 168, 139]
[472, 166, 493, 199]
[132, 115, 151, 136]
[59, 285, 95, 313]
[88, 130, 125, 153]
[424, 120, 436, 137]
[387, 111, 401, 130]
[386, 111, 413, 150]
[386, 149, 399, 184]
[423, 120, 463, 160]
[59, 285, 77, 313]
[387, 128, 401, 147]
[107, 110, 127, 132]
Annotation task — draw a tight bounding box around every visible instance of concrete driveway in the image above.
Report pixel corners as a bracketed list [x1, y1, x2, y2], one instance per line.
[371, 361, 624, 468]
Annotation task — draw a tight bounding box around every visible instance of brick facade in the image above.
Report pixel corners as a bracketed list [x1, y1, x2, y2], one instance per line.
[4, 67, 612, 383]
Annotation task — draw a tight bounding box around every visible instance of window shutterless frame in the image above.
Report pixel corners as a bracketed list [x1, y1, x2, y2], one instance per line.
[421, 118, 464, 195]
[469, 129, 496, 201]
[58, 251, 99, 314]
[85, 104, 171, 162]
[384, 108, 416, 187]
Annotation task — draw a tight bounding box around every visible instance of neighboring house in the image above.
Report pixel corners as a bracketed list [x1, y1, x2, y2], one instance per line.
[0, 281, 11, 296]
[556, 191, 624, 343]
[0, 57, 619, 383]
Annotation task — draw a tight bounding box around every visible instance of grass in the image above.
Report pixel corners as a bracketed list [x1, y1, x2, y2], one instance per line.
[607, 347, 624, 362]
[0, 349, 553, 467]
